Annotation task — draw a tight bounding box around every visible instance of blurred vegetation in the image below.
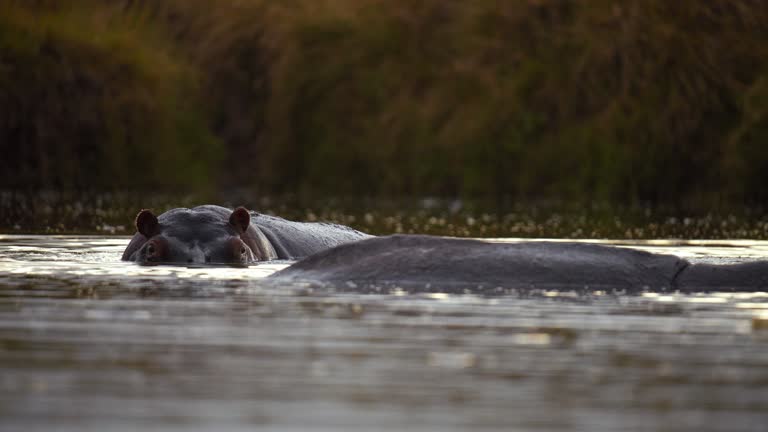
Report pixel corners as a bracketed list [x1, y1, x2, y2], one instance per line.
[5, 190, 768, 239]
[1, 0, 767, 208]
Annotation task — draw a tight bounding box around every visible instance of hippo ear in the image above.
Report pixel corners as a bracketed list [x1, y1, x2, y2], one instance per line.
[229, 207, 251, 233]
[135, 209, 159, 238]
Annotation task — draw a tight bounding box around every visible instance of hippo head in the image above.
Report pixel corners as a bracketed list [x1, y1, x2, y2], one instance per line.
[123, 206, 274, 265]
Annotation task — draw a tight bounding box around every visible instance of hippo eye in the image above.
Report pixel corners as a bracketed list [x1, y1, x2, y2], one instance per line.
[231, 239, 250, 263]
[142, 239, 166, 263]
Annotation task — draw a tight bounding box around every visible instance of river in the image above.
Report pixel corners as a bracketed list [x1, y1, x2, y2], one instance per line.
[1, 235, 767, 431]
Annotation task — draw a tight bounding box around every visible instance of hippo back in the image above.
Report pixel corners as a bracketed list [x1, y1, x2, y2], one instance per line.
[251, 213, 371, 260]
[270, 235, 688, 293]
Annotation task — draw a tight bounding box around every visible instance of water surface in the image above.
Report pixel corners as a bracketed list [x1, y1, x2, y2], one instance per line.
[1, 235, 767, 431]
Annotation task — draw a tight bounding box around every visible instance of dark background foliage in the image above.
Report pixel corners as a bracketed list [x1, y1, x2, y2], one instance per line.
[1, 0, 767, 208]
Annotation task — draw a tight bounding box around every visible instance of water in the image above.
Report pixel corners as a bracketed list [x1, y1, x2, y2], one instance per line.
[1, 235, 767, 432]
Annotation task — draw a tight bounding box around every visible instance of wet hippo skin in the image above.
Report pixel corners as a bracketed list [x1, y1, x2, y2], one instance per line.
[270, 234, 768, 292]
[122, 205, 371, 264]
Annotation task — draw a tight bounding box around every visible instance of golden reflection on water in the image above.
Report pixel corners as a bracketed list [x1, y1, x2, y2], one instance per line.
[737, 302, 768, 309]
[511, 332, 552, 346]
[753, 312, 768, 330]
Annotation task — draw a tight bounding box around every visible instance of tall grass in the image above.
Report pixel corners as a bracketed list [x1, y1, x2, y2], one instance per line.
[0, 2, 221, 190]
[1, 0, 766, 207]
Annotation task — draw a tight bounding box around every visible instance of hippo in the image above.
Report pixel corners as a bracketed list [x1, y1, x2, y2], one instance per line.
[269, 234, 768, 293]
[122, 206, 768, 292]
[121, 205, 371, 265]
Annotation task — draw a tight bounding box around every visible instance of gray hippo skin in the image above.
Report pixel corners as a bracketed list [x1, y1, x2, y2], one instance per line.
[270, 235, 768, 293]
[122, 205, 371, 264]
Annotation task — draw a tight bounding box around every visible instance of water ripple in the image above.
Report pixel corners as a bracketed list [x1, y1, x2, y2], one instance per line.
[0, 236, 767, 431]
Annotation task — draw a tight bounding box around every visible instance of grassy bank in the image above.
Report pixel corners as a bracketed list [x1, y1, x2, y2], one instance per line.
[4, 190, 768, 239]
[1, 1, 767, 206]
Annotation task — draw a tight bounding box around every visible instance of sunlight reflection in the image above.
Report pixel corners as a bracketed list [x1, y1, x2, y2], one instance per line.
[512, 333, 552, 346]
[685, 297, 729, 304]
[736, 303, 768, 309]
[423, 293, 449, 300]
[427, 351, 477, 369]
[711, 292, 768, 299]
[1, 235, 767, 432]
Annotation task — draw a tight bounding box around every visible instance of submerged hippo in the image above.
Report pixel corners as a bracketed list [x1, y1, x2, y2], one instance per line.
[122, 205, 371, 264]
[122, 206, 768, 292]
[270, 234, 768, 292]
